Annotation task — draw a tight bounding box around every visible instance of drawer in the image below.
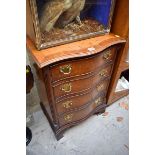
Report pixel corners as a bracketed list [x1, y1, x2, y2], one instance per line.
[50, 46, 116, 82]
[53, 64, 113, 100]
[58, 96, 106, 126]
[56, 78, 110, 115]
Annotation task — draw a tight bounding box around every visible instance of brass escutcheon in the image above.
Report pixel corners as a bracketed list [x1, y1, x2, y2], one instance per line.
[60, 64, 72, 74]
[63, 101, 73, 109]
[95, 97, 102, 106]
[103, 50, 112, 60]
[61, 83, 72, 93]
[64, 114, 73, 122]
[99, 69, 108, 77]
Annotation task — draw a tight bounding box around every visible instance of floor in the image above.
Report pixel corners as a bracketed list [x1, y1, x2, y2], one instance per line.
[26, 96, 129, 155]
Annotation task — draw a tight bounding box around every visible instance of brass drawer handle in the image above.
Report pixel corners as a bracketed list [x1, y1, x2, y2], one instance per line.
[64, 114, 73, 122]
[61, 83, 72, 93]
[103, 50, 112, 60]
[60, 64, 72, 74]
[95, 97, 102, 106]
[97, 83, 105, 92]
[99, 69, 108, 77]
[63, 101, 73, 109]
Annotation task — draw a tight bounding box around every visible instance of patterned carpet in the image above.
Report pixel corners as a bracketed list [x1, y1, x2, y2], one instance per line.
[27, 96, 129, 155]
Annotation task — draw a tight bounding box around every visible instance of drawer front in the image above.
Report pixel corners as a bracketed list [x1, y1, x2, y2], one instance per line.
[58, 96, 106, 126]
[56, 79, 110, 115]
[53, 64, 112, 100]
[50, 46, 116, 82]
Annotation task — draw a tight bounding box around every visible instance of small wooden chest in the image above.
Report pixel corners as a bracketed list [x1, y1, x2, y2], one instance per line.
[27, 34, 125, 140]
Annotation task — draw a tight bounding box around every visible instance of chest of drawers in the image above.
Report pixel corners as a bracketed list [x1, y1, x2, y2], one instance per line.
[27, 34, 126, 140]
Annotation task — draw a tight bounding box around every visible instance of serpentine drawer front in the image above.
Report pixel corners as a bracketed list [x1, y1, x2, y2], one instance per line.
[52, 64, 113, 100]
[27, 34, 125, 140]
[49, 46, 116, 82]
[48, 45, 117, 138]
[56, 78, 110, 115]
[58, 96, 107, 126]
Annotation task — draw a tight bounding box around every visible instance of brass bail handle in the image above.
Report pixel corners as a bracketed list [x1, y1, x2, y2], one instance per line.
[61, 83, 72, 93]
[63, 101, 73, 109]
[60, 64, 72, 74]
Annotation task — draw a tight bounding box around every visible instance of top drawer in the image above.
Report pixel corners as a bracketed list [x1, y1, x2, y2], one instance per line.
[49, 46, 117, 82]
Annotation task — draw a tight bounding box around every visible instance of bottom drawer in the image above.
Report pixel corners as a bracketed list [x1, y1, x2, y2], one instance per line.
[58, 96, 106, 126]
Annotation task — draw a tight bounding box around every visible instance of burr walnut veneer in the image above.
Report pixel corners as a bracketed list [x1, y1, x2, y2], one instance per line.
[27, 34, 125, 140]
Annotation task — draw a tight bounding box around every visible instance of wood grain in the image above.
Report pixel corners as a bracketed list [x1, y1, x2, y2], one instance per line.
[107, 38, 129, 104]
[27, 34, 126, 140]
[107, 0, 129, 104]
[111, 0, 129, 38]
[49, 46, 116, 82]
[58, 96, 106, 126]
[56, 83, 108, 115]
[26, 34, 125, 68]
[53, 64, 112, 100]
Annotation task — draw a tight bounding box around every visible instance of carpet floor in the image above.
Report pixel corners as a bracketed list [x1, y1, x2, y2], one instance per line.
[26, 96, 129, 155]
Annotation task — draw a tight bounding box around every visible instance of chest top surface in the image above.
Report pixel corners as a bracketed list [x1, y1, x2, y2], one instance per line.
[26, 33, 125, 68]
